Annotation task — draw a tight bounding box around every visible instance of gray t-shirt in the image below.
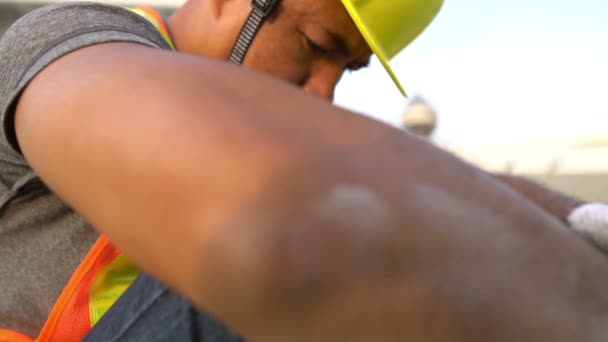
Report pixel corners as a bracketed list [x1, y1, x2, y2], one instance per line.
[0, 2, 171, 337]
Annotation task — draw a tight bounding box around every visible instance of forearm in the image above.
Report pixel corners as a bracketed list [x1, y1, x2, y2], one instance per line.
[15, 43, 608, 341]
[15, 42, 432, 324]
[494, 174, 584, 224]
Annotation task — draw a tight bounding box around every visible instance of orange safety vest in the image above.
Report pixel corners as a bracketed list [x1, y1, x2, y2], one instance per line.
[0, 7, 175, 342]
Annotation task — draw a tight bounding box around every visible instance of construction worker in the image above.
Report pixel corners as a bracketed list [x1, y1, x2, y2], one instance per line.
[0, 0, 607, 341]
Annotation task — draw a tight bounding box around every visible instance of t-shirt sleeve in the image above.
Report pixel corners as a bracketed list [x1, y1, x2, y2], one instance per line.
[0, 2, 172, 160]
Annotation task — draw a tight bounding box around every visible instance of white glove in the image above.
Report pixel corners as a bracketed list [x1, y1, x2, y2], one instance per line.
[568, 203, 608, 253]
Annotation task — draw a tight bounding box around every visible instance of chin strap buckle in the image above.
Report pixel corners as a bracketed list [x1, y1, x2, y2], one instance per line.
[228, 0, 279, 65]
[252, 0, 278, 17]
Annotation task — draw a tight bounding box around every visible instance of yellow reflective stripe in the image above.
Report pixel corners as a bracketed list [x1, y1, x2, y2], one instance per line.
[130, 8, 176, 51]
[88, 254, 140, 326]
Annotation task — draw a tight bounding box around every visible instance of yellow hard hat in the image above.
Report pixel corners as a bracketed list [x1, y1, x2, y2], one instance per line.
[341, 0, 444, 96]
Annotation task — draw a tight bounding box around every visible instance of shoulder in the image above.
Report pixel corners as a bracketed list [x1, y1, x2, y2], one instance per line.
[6, 2, 159, 32]
[0, 2, 170, 62]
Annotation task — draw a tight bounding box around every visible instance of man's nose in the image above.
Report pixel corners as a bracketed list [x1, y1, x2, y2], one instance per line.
[302, 63, 344, 102]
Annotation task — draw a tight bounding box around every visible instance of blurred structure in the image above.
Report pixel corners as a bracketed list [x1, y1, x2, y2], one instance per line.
[402, 96, 437, 138]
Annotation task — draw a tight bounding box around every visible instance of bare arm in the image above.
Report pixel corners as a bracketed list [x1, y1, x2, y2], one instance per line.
[15, 43, 608, 341]
[494, 174, 584, 224]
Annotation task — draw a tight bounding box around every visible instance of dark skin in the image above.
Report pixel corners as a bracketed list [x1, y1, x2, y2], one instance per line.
[11, 0, 607, 340]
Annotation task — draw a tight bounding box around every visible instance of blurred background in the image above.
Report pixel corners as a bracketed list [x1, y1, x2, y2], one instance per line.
[1, 0, 606, 201]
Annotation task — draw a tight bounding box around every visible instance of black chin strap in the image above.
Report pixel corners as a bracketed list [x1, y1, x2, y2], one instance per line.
[228, 0, 279, 65]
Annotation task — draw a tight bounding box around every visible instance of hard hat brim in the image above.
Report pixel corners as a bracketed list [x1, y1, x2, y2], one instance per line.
[341, 0, 407, 97]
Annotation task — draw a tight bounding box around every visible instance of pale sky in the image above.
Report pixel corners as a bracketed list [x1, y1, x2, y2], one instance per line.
[335, 0, 608, 145]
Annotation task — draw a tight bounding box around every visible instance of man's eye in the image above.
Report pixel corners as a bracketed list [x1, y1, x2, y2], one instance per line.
[307, 38, 329, 55]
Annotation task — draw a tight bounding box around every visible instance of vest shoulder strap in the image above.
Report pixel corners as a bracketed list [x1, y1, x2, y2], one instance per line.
[130, 6, 177, 51]
[37, 235, 139, 342]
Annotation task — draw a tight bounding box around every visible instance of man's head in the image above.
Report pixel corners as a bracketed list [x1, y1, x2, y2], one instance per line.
[169, 0, 443, 100]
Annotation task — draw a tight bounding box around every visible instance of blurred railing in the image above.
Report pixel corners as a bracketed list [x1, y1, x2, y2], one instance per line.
[448, 140, 608, 202]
